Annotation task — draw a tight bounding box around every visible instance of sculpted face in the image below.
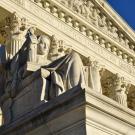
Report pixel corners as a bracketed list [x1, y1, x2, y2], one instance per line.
[37, 35, 50, 55]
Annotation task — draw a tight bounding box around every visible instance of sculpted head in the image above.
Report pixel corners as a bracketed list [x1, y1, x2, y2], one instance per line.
[37, 35, 51, 55]
[86, 0, 94, 7]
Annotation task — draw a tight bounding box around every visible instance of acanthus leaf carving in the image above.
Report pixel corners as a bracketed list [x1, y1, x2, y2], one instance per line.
[103, 73, 131, 107]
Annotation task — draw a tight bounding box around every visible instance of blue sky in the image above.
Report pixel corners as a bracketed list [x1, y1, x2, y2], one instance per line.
[107, 0, 135, 30]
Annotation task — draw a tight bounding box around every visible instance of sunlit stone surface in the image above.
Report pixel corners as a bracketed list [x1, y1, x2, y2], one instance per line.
[0, 0, 135, 135]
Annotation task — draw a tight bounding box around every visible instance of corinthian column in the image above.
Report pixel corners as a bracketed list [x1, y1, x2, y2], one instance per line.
[4, 12, 29, 59]
[112, 74, 131, 107]
[86, 57, 103, 93]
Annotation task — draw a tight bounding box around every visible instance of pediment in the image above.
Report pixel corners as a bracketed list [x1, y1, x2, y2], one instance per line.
[48, 0, 135, 66]
[52, 0, 135, 55]
[56, 0, 135, 43]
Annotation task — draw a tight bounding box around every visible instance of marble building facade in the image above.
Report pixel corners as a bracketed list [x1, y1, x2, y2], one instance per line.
[0, 0, 135, 135]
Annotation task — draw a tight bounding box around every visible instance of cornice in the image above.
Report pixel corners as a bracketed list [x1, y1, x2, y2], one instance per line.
[56, 0, 135, 44]
[103, 0, 135, 40]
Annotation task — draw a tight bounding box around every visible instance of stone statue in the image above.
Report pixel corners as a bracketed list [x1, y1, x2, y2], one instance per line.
[0, 27, 38, 125]
[0, 31, 87, 124]
[98, 14, 107, 30]
[25, 27, 38, 63]
[107, 21, 112, 34]
[118, 33, 125, 45]
[44, 50, 86, 100]
[37, 35, 86, 99]
[83, 0, 94, 19]
[26, 33, 86, 100]
[73, 0, 83, 14]
[110, 26, 118, 39]
[37, 35, 50, 56]
[90, 8, 100, 26]
[37, 35, 51, 65]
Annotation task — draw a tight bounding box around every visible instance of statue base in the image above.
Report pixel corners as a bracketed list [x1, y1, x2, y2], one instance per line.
[0, 86, 135, 135]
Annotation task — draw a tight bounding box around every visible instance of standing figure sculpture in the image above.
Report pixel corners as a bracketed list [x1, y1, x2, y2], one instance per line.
[90, 8, 100, 26]
[98, 14, 107, 30]
[73, 0, 83, 14]
[83, 0, 94, 19]
[111, 26, 118, 39]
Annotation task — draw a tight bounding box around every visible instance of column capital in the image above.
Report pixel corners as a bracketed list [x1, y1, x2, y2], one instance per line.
[86, 56, 105, 70]
[112, 74, 131, 93]
[1, 12, 33, 58]
[104, 73, 131, 107]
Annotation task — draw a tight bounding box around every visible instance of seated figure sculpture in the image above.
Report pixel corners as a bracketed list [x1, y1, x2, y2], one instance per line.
[44, 47, 86, 100]
[29, 34, 86, 100]
[0, 28, 86, 124]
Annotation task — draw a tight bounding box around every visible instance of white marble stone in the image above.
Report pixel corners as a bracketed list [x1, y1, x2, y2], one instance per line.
[0, 0, 135, 135]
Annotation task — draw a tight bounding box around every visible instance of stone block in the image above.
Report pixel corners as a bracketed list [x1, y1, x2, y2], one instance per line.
[0, 87, 135, 135]
[12, 69, 50, 119]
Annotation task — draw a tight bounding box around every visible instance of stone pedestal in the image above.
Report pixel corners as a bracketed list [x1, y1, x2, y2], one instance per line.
[0, 86, 135, 135]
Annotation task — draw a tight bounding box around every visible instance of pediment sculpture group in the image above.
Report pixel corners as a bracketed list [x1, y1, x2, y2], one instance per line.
[33, 0, 129, 46]
[58, 0, 131, 46]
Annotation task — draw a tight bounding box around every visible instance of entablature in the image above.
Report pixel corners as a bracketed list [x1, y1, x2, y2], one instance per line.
[56, 0, 135, 49]
[11, 0, 135, 67]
